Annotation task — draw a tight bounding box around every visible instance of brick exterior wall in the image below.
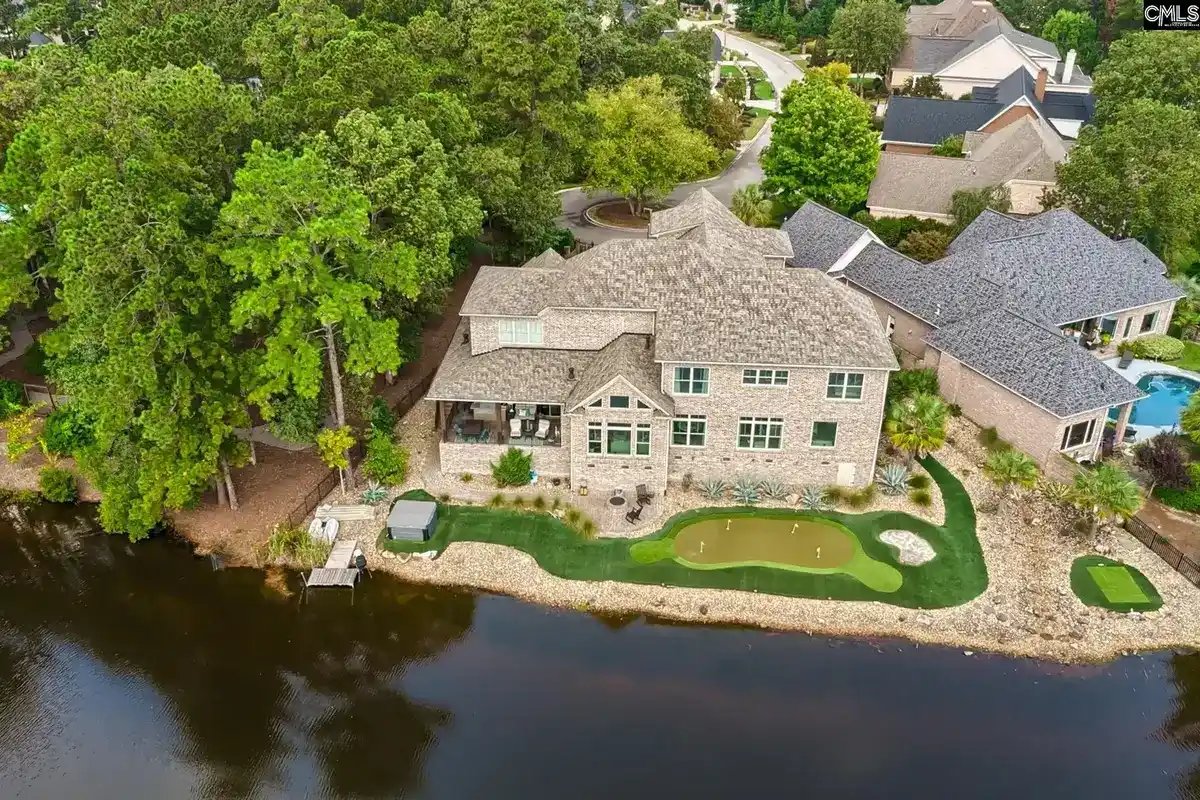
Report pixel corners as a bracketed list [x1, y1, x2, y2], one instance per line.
[469, 309, 655, 355]
[936, 352, 1104, 465]
[849, 285, 935, 361]
[1110, 299, 1176, 344]
[979, 104, 1035, 133]
[567, 403, 670, 492]
[658, 363, 888, 487]
[883, 143, 934, 154]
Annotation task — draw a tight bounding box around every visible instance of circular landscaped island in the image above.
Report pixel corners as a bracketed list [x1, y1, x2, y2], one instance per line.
[584, 200, 664, 230]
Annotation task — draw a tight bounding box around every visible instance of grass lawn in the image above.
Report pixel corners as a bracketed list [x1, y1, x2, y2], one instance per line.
[380, 456, 987, 609]
[720, 64, 742, 78]
[1167, 340, 1200, 372]
[743, 65, 767, 82]
[743, 111, 770, 140]
[752, 80, 774, 101]
[1070, 555, 1162, 612]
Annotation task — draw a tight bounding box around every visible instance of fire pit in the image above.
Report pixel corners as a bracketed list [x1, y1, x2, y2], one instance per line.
[608, 492, 627, 507]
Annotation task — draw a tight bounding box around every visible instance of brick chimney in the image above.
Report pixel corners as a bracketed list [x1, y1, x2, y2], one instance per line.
[1062, 49, 1077, 84]
[1034, 68, 1047, 102]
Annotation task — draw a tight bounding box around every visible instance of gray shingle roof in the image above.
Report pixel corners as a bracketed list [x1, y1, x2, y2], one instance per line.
[428, 321, 598, 403]
[427, 324, 676, 411]
[869, 116, 1063, 216]
[459, 190, 893, 370]
[564, 334, 673, 413]
[781, 201, 870, 269]
[843, 243, 1000, 326]
[905, 36, 974, 72]
[925, 308, 1145, 417]
[872, 208, 1182, 325]
[882, 96, 1005, 145]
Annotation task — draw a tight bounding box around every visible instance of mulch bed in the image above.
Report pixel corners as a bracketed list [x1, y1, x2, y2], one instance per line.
[588, 201, 660, 230]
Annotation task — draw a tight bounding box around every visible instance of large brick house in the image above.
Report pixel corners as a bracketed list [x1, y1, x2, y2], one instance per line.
[425, 189, 898, 493]
[784, 204, 1183, 466]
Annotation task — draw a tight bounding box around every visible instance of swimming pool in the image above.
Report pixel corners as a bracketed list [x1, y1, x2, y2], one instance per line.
[1114, 373, 1200, 428]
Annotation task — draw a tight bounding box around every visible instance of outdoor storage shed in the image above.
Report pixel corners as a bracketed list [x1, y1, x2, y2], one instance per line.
[386, 500, 438, 541]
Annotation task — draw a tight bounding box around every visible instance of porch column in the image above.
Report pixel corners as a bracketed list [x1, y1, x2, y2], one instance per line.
[1113, 402, 1133, 446]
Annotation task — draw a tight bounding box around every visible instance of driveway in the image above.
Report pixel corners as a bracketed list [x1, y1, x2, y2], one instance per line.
[558, 29, 804, 243]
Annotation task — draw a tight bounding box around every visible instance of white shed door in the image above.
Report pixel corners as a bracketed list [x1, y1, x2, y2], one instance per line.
[836, 463, 857, 486]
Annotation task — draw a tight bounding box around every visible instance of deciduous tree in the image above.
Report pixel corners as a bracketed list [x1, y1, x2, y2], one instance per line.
[828, 0, 906, 94]
[583, 75, 716, 214]
[760, 73, 878, 211]
[1041, 10, 1099, 72]
[1093, 31, 1200, 118]
[950, 185, 1011, 232]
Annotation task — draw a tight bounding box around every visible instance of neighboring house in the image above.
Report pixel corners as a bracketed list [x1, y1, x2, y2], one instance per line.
[906, 0, 1003, 38]
[869, 115, 1066, 220]
[781, 202, 880, 273]
[425, 189, 898, 493]
[890, 18, 1092, 99]
[786, 205, 1182, 467]
[882, 67, 1095, 153]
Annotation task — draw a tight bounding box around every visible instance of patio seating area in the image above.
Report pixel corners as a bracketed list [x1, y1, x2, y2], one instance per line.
[441, 401, 562, 447]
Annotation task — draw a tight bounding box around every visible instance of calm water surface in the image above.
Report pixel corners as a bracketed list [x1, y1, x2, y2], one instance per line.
[1, 505, 1199, 799]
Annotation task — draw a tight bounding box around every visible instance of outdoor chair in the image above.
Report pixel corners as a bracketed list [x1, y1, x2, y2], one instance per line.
[636, 484, 652, 506]
[535, 418, 551, 440]
[624, 503, 644, 524]
[509, 418, 522, 442]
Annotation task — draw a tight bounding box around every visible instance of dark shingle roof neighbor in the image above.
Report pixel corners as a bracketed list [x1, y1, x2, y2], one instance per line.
[459, 190, 895, 370]
[925, 308, 1145, 417]
[900, 208, 1180, 325]
[843, 243, 1000, 326]
[781, 201, 870, 269]
[882, 97, 1001, 145]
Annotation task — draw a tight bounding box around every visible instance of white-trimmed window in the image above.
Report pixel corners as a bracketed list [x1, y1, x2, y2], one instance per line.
[742, 368, 789, 386]
[636, 399, 650, 409]
[609, 395, 630, 408]
[588, 398, 602, 408]
[498, 317, 543, 345]
[636, 423, 651, 456]
[1061, 419, 1096, 450]
[811, 421, 837, 448]
[673, 366, 709, 395]
[587, 422, 602, 453]
[827, 372, 864, 400]
[671, 415, 707, 447]
[737, 416, 783, 450]
[1141, 311, 1158, 333]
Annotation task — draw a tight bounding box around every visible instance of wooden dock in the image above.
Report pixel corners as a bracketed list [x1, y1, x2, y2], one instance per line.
[304, 539, 360, 588]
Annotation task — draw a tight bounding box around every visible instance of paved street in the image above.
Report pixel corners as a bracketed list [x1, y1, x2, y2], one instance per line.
[557, 30, 804, 244]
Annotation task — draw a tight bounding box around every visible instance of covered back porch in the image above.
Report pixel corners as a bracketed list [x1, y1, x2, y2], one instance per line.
[435, 400, 564, 447]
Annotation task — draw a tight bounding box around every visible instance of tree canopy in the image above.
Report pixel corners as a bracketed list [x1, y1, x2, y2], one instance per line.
[828, 0, 907, 90]
[760, 72, 879, 211]
[0, 0, 726, 538]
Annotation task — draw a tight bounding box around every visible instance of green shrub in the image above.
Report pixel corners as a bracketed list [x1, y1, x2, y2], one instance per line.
[369, 396, 397, 435]
[886, 368, 939, 404]
[1154, 485, 1200, 512]
[268, 393, 323, 444]
[491, 447, 532, 487]
[1130, 334, 1185, 361]
[362, 433, 410, 486]
[489, 493, 506, 507]
[978, 426, 1012, 452]
[39, 466, 78, 503]
[0, 379, 24, 419]
[847, 483, 877, 509]
[41, 404, 94, 455]
[909, 488, 933, 508]
[265, 524, 330, 568]
[907, 473, 931, 490]
[25, 340, 48, 377]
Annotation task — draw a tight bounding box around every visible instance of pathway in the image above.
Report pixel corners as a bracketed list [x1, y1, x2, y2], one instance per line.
[0, 313, 35, 368]
[558, 30, 805, 244]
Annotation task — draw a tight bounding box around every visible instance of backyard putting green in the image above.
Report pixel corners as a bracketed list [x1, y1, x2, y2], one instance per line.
[655, 516, 901, 592]
[381, 456, 986, 608]
[1070, 555, 1162, 612]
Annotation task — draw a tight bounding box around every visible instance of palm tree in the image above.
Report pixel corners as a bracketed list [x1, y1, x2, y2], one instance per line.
[1072, 462, 1143, 535]
[983, 449, 1039, 503]
[885, 392, 948, 464]
[731, 185, 773, 227]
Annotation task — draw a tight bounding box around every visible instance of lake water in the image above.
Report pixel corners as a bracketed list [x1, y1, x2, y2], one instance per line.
[1, 504, 1199, 799]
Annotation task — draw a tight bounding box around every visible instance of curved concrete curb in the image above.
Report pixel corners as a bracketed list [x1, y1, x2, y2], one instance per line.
[582, 200, 654, 232]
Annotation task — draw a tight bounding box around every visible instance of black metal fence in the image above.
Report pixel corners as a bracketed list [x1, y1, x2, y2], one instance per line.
[1126, 515, 1200, 587]
[282, 372, 436, 528]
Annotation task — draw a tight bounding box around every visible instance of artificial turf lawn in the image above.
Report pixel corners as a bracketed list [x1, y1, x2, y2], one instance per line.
[752, 80, 774, 100]
[720, 64, 742, 78]
[650, 515, 902, 592]
[380, 456, 986, 608]
[1070, 556, 1162, 612]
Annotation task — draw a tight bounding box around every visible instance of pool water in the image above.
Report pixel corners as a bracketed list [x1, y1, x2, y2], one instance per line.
[1115, 373, 1200, 427]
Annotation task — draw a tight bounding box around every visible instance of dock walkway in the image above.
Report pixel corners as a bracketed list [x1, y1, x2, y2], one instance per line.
[304, 538, 360, 588]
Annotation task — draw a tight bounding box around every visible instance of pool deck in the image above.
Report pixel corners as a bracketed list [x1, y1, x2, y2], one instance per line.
[1102, 357, 1200, 440]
